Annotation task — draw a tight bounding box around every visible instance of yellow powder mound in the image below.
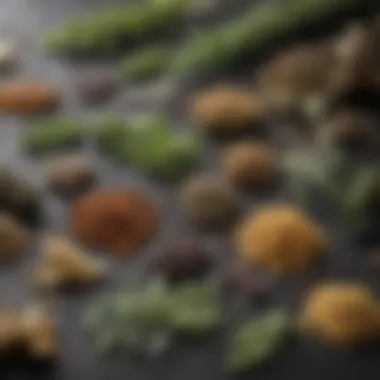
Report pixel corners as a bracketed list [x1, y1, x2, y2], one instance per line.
[299, 282, 380, 345]
[235, 204, 325, 275]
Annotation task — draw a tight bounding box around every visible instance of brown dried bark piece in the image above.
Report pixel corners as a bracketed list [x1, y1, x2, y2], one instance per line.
[0, 80, 60, 115]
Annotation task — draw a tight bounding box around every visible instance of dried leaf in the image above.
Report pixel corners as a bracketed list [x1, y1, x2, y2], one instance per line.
[228, 310, 289, 373]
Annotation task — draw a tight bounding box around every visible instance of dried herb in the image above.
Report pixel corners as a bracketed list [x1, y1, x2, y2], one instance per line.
[110, 114, 203, 180]
[122, 46, 171, 80]
[228, 310, 289, 373]
[44, 0, 189, 55]
[84, 278, 222, 355]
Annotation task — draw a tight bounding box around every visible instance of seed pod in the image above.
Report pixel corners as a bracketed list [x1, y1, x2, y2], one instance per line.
[0, 80, 60, 115]
[23, 118, 84, 154]
[44, 0, 189, 55]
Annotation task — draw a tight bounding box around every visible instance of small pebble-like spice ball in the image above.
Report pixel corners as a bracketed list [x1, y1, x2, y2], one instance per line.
[44, 154, 96, 198]
[191, 86, 265, 137]
[235, 203, 325, 275]
[70, 189, 159, 256]
[315, 111, 378, 151]
[148, 238, 212, 282]
[222, 141, 279, 190]
[299, 282, 380, 345]
[0, 213, 28, 261]
[179, 174, 239, 227]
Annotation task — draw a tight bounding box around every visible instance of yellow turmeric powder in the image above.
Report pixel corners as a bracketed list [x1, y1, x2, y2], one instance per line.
[235, 203, 325, 275]
[299, 282, 380, 345]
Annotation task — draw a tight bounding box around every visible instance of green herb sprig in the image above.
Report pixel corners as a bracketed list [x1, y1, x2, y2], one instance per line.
[84, 278, 222, 355]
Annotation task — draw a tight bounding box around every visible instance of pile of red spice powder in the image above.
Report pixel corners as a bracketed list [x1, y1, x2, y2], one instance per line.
[69, 189, 159, 256]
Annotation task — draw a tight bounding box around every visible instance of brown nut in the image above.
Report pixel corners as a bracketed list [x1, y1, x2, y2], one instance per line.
[191, 86, 264, 137]
[0, 80, 60, 115]
[222, 141, 279, 190]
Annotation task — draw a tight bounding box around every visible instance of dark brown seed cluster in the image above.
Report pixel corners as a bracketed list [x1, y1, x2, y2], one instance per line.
[148, 238, 212, 282]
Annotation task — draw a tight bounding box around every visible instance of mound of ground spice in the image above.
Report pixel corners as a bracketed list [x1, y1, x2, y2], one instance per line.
[235, 203, 325, 276]
[69, 189, 159, 256]
[299, 282, 380, 345]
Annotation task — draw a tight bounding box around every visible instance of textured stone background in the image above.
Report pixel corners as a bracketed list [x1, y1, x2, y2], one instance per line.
[0, 1, 380, 380]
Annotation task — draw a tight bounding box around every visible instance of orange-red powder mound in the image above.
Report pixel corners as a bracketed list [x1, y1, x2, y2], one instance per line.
[69, 189, 159, 256]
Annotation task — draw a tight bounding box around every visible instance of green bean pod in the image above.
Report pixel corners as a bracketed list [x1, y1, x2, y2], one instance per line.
[122, 46, 171, 80]
[23, 118, 85, 154]
[170, 0, 369, 77]
[44, 0, 189, 55]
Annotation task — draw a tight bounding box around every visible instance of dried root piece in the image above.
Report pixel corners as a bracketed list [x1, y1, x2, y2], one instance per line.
[21, 305, 57, 360]
[34, 235, 106, 290]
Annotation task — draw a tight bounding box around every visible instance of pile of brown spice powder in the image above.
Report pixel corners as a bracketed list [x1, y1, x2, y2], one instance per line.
[69, 189, 159, 256]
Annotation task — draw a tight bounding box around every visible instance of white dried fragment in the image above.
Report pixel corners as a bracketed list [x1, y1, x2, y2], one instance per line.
[34, 235, 106, 289]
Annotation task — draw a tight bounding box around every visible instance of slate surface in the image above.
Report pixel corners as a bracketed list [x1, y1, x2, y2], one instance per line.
[0, 1, 380, 380]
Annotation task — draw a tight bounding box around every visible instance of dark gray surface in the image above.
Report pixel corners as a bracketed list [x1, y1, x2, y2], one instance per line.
[1, 1, 380, 380]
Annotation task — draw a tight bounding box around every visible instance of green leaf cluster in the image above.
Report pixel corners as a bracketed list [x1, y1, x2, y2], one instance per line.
[83, 278, 222, 355]
[104, 113, 203, 180]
